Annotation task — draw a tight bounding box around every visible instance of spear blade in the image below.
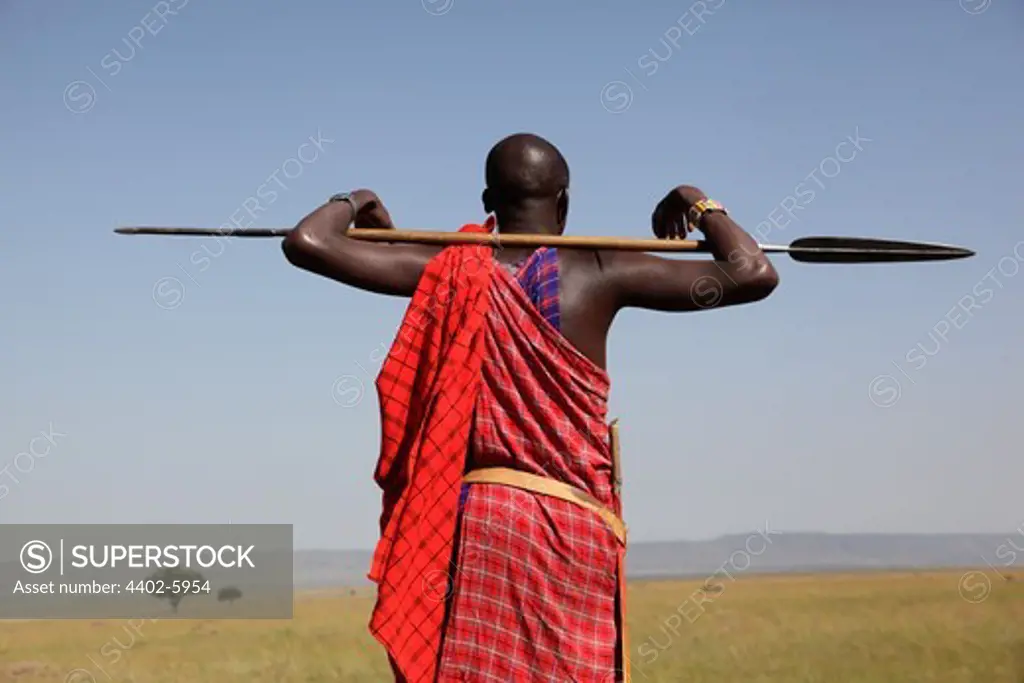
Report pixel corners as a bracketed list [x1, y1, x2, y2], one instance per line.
[785, 236, 976, 263]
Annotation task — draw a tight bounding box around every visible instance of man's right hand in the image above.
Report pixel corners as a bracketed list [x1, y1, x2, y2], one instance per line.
[651, 185, 707, 239]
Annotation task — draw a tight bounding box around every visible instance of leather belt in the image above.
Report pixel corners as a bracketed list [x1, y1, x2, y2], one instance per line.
[462, 466, 627, 545]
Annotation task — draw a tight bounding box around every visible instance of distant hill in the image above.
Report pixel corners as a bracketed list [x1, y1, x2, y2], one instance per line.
[295, 532, 1023, 588]
[3, 533, 1016, 592]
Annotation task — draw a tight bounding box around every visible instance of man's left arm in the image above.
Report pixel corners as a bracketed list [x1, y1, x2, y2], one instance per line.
[282, 189, 442, 297]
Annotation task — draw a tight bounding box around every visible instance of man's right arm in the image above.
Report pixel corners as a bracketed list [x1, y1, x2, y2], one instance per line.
[281, 191, 441, 297]
[606, 187, 780, 312]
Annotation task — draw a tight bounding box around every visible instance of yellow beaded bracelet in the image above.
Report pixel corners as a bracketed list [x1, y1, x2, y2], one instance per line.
[687, 199, 727, 230]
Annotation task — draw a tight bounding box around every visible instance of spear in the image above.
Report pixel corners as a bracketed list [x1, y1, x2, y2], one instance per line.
[113, 227, 975, 264]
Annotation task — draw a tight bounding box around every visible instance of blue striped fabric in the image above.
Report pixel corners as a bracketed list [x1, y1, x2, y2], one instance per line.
[515, 247, 561, 331]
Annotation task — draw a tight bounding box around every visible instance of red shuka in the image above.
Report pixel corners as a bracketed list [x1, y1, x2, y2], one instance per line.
[369, 219, 623, 682]
[369, 221, 496, 683]
[436, 248, 621, 681]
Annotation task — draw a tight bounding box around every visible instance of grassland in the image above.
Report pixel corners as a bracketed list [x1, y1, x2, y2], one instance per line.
[1, 570, 1021, 682]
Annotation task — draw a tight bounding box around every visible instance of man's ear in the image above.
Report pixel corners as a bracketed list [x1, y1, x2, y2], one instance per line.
[482, 188, 493, 214]
[557, 188, 569, 226]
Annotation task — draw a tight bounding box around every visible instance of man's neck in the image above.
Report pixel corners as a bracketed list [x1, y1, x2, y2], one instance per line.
[495, 213, 560, 235]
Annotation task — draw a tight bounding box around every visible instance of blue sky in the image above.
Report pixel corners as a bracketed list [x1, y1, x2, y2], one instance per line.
[2, 0, 1022, 549]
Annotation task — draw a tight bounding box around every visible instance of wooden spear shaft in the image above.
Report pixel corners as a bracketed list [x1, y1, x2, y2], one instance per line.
[113, 226, 976, 262]
[354, 229, 711, 251]
[115, 227, 716, 252]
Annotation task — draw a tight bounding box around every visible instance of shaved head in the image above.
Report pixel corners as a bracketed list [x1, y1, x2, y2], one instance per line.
[483, 133, 570, 234]
[485, 133, 569, 199]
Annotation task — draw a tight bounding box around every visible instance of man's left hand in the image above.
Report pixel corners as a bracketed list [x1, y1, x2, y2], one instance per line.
[351, 189, 396, 230]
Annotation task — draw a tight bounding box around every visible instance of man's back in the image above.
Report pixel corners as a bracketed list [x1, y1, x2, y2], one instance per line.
[492, 246, 613, 367]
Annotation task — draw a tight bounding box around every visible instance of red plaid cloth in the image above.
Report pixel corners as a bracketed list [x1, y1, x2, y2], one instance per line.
[370, 220, 624, 682]
[369, 220, 496, 683]
[435, 256, 622, 682]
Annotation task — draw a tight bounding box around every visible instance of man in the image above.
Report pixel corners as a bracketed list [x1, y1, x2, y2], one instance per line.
[282, 133, 778, 682]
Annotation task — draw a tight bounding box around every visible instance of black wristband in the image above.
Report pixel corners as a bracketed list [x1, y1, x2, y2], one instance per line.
[328, 192, 359, 214]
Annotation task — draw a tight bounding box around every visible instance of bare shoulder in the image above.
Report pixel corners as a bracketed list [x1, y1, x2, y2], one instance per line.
[554, 247, 622, 311]
[554, 247, 626, 270]
[556, 247, 661, 287]
[554, 247, 621, 282]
